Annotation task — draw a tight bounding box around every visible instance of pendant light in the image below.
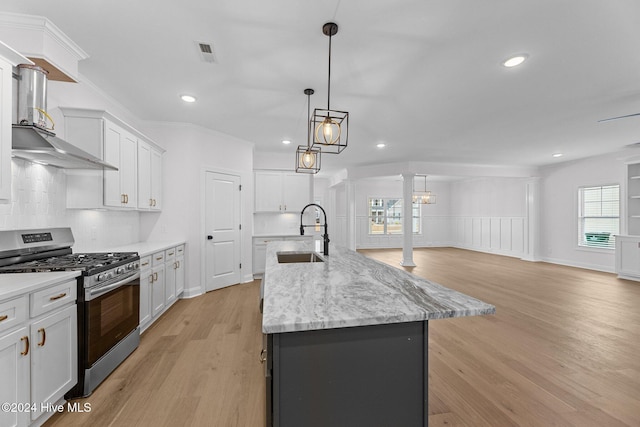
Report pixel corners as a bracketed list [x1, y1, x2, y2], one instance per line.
[311, 22, 349, 154]
[413, 175, 436, 204]
[296, 88, 322, 174]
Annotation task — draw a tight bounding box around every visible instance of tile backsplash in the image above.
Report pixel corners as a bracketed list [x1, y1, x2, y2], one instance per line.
[0, 159, 140, 250]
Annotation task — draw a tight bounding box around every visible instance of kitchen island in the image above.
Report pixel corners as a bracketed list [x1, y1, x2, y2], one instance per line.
[262, 240, 495, 427]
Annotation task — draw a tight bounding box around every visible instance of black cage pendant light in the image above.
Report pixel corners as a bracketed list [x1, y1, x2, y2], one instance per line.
[296, 88, 322, 174]
[311, 22, 349, 154]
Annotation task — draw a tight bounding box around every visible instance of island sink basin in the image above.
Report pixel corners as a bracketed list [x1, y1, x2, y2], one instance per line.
[277, 252, 324, 264]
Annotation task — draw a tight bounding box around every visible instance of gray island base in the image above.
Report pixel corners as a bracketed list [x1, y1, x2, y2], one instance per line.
[262, 241, 495, 427]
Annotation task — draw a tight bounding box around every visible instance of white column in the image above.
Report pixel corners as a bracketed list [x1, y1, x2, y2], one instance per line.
[401, 173, 416, 267]
[522, 177, 540, 262]
[346, 180, 357, 251]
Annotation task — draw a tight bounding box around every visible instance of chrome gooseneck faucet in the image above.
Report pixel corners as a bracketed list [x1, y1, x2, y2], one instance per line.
[300, 203, 329, 256]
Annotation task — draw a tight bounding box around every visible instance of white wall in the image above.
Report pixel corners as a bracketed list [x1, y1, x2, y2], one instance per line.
[139, 122, 254, 296]
[539, 150, 629, 272]
[449, 177, 528, 259]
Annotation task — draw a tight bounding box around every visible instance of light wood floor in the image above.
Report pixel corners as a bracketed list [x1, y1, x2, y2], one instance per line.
[44, 248, 640, 426]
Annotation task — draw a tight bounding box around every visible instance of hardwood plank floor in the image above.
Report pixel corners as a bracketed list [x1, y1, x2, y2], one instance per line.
[44, 247, 640, 426]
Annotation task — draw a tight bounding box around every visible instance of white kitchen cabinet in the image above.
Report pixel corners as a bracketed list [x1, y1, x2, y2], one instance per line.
[0, 326, 30, 427]
[253, 237, 282, 276]
[137, 140, 163, 211]
[139, 245, 186, 333]
[0, 277, 77, 427]
[616, 235, 640, 281]
[175, 252, 185, 296]
[252, 236, 312, 277]
[29, 305, 77, 422]
[0, 43, 30, 202]
[104, 122, 137, 208]
[254, 171, 311, 213]
[164, 248, 176, 305]
[139, 255, 152, 332]
[151, 251, 166, 317]
[61, 108, 160, 210]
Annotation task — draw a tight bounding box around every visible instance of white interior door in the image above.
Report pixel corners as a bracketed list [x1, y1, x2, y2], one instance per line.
[205, 171, 241, 292]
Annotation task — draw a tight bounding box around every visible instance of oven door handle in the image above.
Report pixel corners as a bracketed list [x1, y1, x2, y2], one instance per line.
[88, 272, 140, 299]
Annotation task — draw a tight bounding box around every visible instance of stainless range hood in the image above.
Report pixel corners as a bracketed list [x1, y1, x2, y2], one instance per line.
[11, 63, 117, 171]
[12, 124, 118, 170]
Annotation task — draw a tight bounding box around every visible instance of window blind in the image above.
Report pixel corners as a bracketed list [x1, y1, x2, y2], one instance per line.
[578, 185, 619, 249]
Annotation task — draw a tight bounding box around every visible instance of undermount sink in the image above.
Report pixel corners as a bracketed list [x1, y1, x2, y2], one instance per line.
[277, 251, 324, 264]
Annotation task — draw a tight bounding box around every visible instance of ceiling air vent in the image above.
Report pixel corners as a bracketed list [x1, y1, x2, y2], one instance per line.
[196, 41, 216, 63]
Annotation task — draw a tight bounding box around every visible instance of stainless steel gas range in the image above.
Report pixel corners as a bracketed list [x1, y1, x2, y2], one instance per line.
[0, 227, 140, 398]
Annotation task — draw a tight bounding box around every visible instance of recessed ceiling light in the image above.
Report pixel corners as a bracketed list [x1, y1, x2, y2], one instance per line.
[552, 153, 563, 158]
[180, 94, 197, 103]
[377, 143, 386, 148]
[502, 54, 529, 68]
[282, 140, 291, 145]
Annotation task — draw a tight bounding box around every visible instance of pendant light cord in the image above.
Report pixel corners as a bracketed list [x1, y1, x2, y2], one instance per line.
[327, 33, 332, 111]
[307, 92, 312, 149]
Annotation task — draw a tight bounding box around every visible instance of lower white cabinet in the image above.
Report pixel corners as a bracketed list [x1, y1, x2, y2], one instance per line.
[0, 326, 30, 427]
[139, 244, 186, 333]
[139, 255, 152, 331]
[616, 235, 640, 281]
[253, 237, 312, 276]
[0, 278, 77, 427]
[175, 253, 185, 296]
[29, 305, 77, 422]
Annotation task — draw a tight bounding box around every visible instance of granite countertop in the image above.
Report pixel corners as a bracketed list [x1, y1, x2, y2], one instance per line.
[103, 241, 186, 257]
[0, 271, 81, 301]
[262, 241, 495, 334]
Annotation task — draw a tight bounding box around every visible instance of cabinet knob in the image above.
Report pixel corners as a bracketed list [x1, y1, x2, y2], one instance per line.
[207, 235, 213, 240]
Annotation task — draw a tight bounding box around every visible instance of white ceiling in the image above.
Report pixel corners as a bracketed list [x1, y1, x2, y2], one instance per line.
[4, 0, 640, 175]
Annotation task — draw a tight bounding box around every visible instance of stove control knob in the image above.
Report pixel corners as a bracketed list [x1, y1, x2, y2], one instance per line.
[98, 273, 106, 282]
[126, 263, 135, 270]
[116, 267, 125, 274]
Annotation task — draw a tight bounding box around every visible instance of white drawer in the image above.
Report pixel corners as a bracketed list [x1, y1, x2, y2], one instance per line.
[0, 295, 28, 334]
[30, 280, 77, 318]
[175, 244, 185, 257]
[165, 247, 176, 263]
[152, 251, 165, 267]
[139, 255, 152, 271]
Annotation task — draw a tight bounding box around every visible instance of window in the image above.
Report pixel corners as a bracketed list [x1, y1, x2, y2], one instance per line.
[578, 185, 619, 249]
[368, 198, 421, 235]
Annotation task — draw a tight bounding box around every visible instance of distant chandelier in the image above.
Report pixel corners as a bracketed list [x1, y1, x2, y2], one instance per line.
[296, 88, 321, 174]
[311, 22, 349, 155]
[413, 175, 436, 204]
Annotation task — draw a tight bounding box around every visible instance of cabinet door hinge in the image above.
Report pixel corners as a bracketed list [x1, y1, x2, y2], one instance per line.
[239, 184, 242, 191]
[239, 263, 242, 269]
[239, 224, 242, 230]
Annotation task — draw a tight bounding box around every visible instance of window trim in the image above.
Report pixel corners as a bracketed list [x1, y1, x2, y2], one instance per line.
[367, 196, 421, 235]
[576, 183, 620, 251]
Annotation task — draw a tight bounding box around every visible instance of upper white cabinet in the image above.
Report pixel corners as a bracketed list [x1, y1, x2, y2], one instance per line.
[255, 170, 311, 213]
[61, 108, 164, 211]
[0, 42, 31, 202]
[137, 140, 162, 211]
[104, 121, 137, 208]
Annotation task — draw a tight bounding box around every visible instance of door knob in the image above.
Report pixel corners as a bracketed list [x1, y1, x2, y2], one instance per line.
[207, 235, 213, 240]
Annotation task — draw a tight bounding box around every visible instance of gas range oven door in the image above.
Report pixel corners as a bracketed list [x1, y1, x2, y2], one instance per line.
[77, 271, 140, 397]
